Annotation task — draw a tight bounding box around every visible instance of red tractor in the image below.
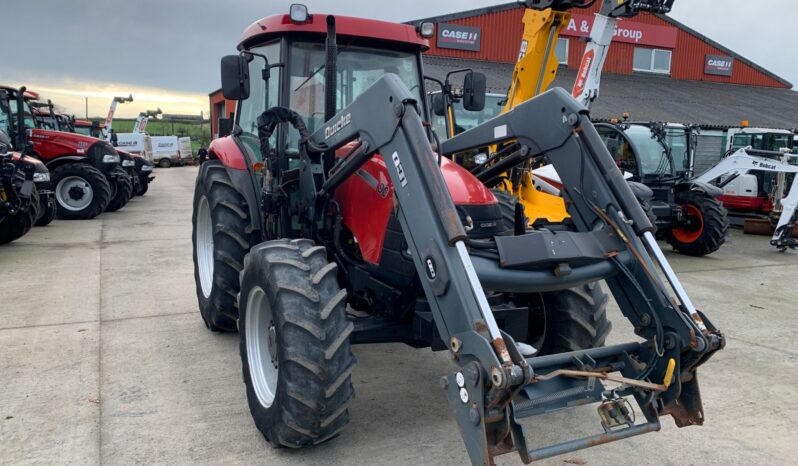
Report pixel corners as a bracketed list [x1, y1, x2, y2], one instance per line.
[0, 129, 39, 244]
[191, 6, 722, 464]
[0, 85, 131, 219]
[72, 119, 154, 196]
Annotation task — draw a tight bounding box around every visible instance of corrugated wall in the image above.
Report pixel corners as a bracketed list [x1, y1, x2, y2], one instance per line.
[423, 4, 789, 88]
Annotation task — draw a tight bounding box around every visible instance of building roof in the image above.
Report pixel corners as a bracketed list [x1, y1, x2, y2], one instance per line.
[409, 3, 792, 89]
[423, 56, 798, 130]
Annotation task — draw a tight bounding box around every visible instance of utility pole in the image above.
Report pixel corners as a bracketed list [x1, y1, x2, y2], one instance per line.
[85, 97, 88, 119]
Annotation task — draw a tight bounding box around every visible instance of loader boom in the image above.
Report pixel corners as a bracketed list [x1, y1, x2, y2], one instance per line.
[290, 74, 722, 464]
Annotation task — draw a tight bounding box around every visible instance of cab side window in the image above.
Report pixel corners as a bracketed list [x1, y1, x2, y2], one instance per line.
[598, 127, 638, 179]
[237, 42, 281, 162]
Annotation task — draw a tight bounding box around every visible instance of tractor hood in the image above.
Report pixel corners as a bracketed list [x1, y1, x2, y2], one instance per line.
[29, 128, 109, 156]
[439, 155, 496, 206]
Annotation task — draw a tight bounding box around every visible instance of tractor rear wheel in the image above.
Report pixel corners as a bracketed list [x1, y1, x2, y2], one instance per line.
[0, 186, 39, 245]
[239, 239, 355, 448]
[192, 160, 257, 331]
[106, 168, 133, 212]
[52, 163, 111, 219]
[491, 189, 527, 233]
[666, 192, 728, 256]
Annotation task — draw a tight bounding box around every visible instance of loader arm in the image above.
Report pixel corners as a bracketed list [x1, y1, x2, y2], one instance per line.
[284, 74, 724, 464]
[696, 148, 798, 251]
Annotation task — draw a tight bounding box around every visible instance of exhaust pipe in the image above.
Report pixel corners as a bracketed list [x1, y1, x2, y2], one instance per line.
[15, 87, 27, 154]
[324, 15, 337, 122]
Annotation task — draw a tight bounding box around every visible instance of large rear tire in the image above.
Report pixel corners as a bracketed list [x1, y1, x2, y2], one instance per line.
[239, 238, 356, 448]
[105, 168, 133, 212]
[666, 192, 728, 256]
[192, 160, 257, 331]
[52, 163, 111, 220]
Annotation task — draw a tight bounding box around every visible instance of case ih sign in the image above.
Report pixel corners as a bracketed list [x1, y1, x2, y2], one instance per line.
[705, 55, 734, 76]
[561, 14, 678, 48]
[437, 23, 481, 51]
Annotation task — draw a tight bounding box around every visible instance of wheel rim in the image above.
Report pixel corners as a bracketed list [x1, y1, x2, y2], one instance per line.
[196, 196, 214, 298]
[55, 176, 94, 212]
[246, 286, 279, 408]
[671, 204, 704, 244]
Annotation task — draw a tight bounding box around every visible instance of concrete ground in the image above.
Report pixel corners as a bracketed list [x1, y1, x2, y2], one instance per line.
[1, 166, 796, 466]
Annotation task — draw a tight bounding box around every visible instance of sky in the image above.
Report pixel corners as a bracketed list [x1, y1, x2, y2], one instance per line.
[2, 0, 796, 118]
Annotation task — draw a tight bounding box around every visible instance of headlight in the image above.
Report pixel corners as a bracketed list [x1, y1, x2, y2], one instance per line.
[33, 172, 50, 182]
[122, 160, 135, 167]
[141, 165, 153, 172]
[103, 154, 120, 164]
[474, 153, 488, 165]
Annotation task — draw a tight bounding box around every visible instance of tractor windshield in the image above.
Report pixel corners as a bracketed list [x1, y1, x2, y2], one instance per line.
[625, 125, 672, 177]
[433, 93, 505, 140]
[287, 41, 422, 150]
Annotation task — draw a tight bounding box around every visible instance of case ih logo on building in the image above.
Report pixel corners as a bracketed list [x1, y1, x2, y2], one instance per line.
[437, 23, 481, 51]
[705, 55, 734, 76]
[562, 14, 678, 48]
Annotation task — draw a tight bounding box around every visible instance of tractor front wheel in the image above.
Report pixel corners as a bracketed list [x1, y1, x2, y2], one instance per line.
[666, 192, 728, 256]
[0, 186, 39, 245]
[106, 168, 133, 212]
[239, 239, 356, 448]
[523, 282, 612, 356]
[52, 163, 111, 219]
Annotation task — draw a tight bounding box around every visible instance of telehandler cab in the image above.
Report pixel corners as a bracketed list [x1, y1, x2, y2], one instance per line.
[193, 6, 723, 464]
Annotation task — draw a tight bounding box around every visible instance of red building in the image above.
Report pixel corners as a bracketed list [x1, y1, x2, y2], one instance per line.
[417, 2, 790, 89]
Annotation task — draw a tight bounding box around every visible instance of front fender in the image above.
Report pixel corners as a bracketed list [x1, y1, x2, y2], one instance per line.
[675, 180, 723, 199]
[208, 136, 247, 170]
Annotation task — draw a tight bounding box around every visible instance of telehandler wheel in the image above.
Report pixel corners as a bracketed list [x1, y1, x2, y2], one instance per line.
[0, 186, 39, 245]
[239, 239, 356, 448]
[52, 163, 111, 220]
[666, 192, 728, 257]
[192, 160, 257, 332]
[106, 168, 133, 212]
[536, 282, 611, 355]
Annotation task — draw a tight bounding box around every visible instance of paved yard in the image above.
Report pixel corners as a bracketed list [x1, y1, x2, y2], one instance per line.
[1, 166, 796, 465]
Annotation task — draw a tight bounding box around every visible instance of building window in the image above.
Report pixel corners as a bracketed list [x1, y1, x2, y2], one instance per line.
[555, 38, 569, 65]
[633, 48, 672, 74]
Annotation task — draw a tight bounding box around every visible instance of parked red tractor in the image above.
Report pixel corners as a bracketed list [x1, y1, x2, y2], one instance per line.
[192, 6, 723, 465]
[0, 85, 130, 219]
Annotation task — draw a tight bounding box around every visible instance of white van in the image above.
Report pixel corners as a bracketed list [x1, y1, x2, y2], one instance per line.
[178, 137, 193, 162]
[115, 133, 153, 162]
[151, 136, 181, 167]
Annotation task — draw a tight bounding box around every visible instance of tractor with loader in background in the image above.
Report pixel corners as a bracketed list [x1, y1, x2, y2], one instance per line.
[0, 85, 131, 219]
[192, 5, 723, 464]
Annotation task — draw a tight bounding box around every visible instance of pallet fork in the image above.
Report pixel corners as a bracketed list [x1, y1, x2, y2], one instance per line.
[280, 74, 724, 464]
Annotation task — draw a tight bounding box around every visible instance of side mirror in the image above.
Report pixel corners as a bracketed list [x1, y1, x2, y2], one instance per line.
[431, 94, 446, 116]
[462, 71, 486, 112]
[221, 55, 250, 100]
[218, 117, 234, 138]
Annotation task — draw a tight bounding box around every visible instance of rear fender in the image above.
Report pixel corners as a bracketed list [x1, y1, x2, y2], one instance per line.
[208, 136, 247, 170]
[675, 180, 723, 200]
[207, 137, 261, 234]
[44, 156, 88, 170]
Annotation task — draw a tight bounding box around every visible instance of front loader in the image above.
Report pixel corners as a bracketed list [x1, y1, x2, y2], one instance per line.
[193, 7, 722, 464]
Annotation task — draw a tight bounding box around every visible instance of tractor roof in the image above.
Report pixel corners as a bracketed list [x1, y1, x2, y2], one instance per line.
[0, 85, 39, 100]
[238, 14, 429, 51]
